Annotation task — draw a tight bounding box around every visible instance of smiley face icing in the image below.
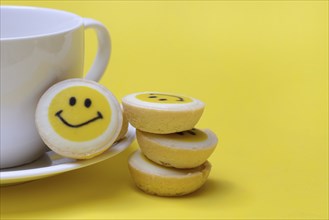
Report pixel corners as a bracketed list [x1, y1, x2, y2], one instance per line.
[36, 79, 122, 159]
[136, 128, 218, 168]
[122, 92, 205, 134]
[48, 86, 111, 142]
[135, 93, 193, 104]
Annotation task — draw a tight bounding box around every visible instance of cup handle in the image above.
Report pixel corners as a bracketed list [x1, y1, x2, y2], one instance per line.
[83, 18, 111, 82]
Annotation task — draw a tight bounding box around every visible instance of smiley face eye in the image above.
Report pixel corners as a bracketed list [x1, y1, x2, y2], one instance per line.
[175, 130, 196, 136]
[84, 98, 92, 108]
[187, 130, 196, 135]
[69, 97, 76, 106]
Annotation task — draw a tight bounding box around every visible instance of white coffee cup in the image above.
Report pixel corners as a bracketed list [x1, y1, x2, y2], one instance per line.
[0, 6, 111, 168]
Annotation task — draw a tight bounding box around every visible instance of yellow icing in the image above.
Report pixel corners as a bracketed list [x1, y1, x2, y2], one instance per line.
[136, 93, 193, 104]
[48, 86, 111, 142]
[164, 129, 208, 142]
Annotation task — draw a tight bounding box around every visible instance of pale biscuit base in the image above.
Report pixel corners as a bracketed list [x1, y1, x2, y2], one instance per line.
[122, 92, 205, 134]
[128, 150, 211, 196]
[136, 128, 218, 168]
[116, 106, 129, 142]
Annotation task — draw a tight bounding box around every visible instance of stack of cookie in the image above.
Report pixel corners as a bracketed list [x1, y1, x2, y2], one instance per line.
[122, 92, 218, 197]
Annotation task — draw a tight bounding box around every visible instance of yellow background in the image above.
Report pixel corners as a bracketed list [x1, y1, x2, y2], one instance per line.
[1, 1, 328, 219]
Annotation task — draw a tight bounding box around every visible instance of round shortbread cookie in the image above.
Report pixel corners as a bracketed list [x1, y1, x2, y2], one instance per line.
[36, 79, 122, 159]
[128, 150, 211, 196]
[122, 92, 205, 134]
[137, 128, 218, 168]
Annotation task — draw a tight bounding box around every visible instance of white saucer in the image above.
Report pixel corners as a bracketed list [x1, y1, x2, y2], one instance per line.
[0, 125, 135, 186]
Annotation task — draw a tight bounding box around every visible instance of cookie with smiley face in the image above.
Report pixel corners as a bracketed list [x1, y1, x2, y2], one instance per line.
[122, 92, 205, 134]
[36, 79, 122, 159]
[136, 128, 218, 168]
[128, 150, 211, 196]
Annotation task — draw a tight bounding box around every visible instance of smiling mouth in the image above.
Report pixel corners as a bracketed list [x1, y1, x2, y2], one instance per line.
[55, 110, 103, 128]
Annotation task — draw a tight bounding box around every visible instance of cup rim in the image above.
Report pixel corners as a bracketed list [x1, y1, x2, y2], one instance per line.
[0, 5, 84, 41]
